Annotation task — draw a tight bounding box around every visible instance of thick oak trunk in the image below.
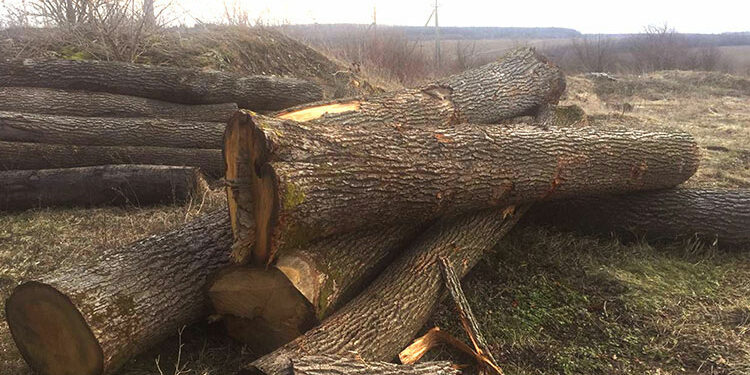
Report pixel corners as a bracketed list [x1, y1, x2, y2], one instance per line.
[0, 141, 224, 177]
[0, 58, 323, 110]
[243, 206, 526, 375]
[0, 87, 238, 122]
[225, 111, 700, 264]
[290, 355, 458, 375]
[5, 210, 235, 375]
[275, 47, 565, 126]
[0, 111, 225, 148]
[0, 165, 208, 211]
[527, 187, 750, 249]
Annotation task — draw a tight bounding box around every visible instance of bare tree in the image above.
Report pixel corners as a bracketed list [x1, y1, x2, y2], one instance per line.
[571, 34, 615, 72]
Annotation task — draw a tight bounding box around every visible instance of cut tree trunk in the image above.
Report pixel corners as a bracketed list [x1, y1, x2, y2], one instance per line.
[0, 141, 224, 177]
[526, 187, 750, 249]
[225, 111, 700, 264]
[0, 87, 238, 122]
[0, 111, 225, 148]
[290, 355, 459, 375]
[5, 209, 235, 375]
[0, 58, 323, 110]
[275, 47, 565, 126]
[243, 206, 526, 375]
[0, 165, 208, 211]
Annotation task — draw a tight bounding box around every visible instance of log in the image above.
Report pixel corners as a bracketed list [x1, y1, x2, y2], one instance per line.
[0, 111, 225, 149]
[0, 141, 224, 177]
[0, 165, 208, 211]
[0, 87, 238, 122]
[291, 355, 459, 375]
[225, 111, 700, 264]
[243, 206, 526, 375]
[275, 47, 565, 126]
[526, 187, 750, 249]
[5, 209, 235, 375]
[0, 58, 323, 110]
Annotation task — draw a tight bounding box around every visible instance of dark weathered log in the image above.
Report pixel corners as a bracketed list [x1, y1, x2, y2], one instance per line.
[225, 111, 700, 264]
[5, 210, 235, 375]
[243, 206, 526, 375]
[0, 111, 225, 148]
[0, 58, 323, 110]
[0, 87, 238, 122]
[291, 355, 459, 375]
[275, 47, 565, 126]
[527, 188, 750, 249]
[0, 165, 208, 211]
[0, 141, 224, 177]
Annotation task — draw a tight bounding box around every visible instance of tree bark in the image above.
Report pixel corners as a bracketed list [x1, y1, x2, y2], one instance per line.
[0, 87, 238, 122]
[0, 111, 225, 148]
[275, 47, 565, 126]
[0, 58, 323, 110]
[0, 141, 224, 177]
[225, 111, 700, 264]
[5, 209, 235, 375]
[290, 355, 458, 375]
[526, 187, 750, 249]
[243, 206, 526, 375]
[0, 165, 208, 211]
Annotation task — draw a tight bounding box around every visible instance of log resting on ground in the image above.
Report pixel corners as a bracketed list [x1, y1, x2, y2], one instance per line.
[5, 210, 235, 375]
[243, 206, 526, 375]
[526, 187, 750, 249]
[225, 111, 700, 264]
[0, 141, 224, 177]
[0, 58, 323, 110]
[0, 87, 238, 122]
[275, 47, 565, 126]
[0, 111, 225, 149]
[290, 355, 459, 375]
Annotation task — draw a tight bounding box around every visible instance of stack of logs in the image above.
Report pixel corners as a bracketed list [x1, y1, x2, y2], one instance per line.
[4, 48, 749, 375]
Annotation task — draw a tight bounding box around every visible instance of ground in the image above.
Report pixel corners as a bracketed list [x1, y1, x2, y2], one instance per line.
[1, 69, 749, 374]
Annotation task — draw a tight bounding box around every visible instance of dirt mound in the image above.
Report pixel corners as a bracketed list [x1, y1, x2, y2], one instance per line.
[591, 70, 750, 101]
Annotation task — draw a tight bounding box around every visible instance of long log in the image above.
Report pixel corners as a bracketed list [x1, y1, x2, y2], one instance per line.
[5, 209, 235, 375]
[0, 165, 208, 211]
[243, 206, 526, 375]
[291, 355, 459, 375]
[225, 111, 700, 264]
[0, 141, 224, 177]
[0, 87, 238, 122]
[0, 111, 225, 148]
[526, 187, 750, 249]
[275, 47, 565, 126]
[0, 58, 323, 110]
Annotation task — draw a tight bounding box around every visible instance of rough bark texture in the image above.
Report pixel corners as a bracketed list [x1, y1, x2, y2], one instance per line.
[243, 206, 526, 375]
[527, 188, 750, 249]
[0, 141, 224, 177]
[5, 210, 235, 375]
[0, 58, 323, 110]
[0, 87, 238, 122]
[0, 111, 225, 148]
[0, 165, 208, 211]
[290, 355, 459, 375]
[225, 111, 700, 263]
[275, 47, 565, 126]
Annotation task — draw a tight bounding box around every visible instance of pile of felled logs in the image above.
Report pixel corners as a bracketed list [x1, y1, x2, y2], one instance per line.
[4, 48, 749, 375]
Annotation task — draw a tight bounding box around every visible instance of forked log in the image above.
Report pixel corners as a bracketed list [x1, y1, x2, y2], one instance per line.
[291, 355, 459, 375]
[0, 111, 225, 148]
[527, 187, 750, 249]
[5, 210, 235, 375]
[242, 206, 526, 375]
[275, 47, 565, 126]
[0, 87, 238, 122]
[0, 165, 208, 211]
[225, 111, 700, 264]
[0, 58, 323, 110]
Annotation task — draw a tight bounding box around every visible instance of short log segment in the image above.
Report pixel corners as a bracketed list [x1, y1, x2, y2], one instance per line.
[225, 111, 700, 264]
[527, 188, 750, 249]
[0, 87, 238, 122]
[5, 209, 236, 375]
[0, 165, 208, 211]
[290, 355, 459, 375]
[244, 207, 526, 375]
[275, 47, 565, 126]
[0, 111, 225, 149]
[0, 58, 323, 110]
